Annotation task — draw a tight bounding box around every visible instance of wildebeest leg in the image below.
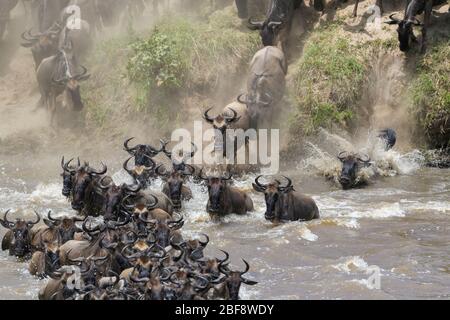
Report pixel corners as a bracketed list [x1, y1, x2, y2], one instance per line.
[353, 0, 360, 17]
[376, 0, 383, 14]
[421, 0, 433, 54]
[49, 92, 57, 127]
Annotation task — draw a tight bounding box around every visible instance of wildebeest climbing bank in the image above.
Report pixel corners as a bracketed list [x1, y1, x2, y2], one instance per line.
[0, 0, 449, 302]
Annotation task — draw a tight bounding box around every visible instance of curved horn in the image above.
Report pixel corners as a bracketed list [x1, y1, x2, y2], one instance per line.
[199, 168, 209, 181]
[61, 157, 76, 173]
[199, 233, 209, 247]
[279, 176, 292, 190]
[183, 164, 195, 176]
[218, 250, 230, 264]
[160, 140, 172, 158]
[241, 259, 250, 275]
[123, 138, 137, 154]
[28, 210, 41, 226]
[221, 172, 232, 181]
[89, 162, 107, 176]
[155, 164, 169, 178]
[123, 157, 135, 177]
[389, 14, 401, 23]
[2, 210, 14, 228]
[357, 154, 370, 163]
[47, 211, 59, 223]
[224, 108, 240, 124]
[338, 151, 349, 161]
[255, 176, 268, 190]
[203, 108, 215, 124]
[247, 17, 264, 29]
[237, 93, 250, 104]
[99, 176, 113, 190]
[268, 21, 282, 28]
[74, 66, 90, 81]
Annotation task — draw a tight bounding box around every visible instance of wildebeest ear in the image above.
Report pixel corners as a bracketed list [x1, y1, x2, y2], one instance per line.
[252, 183, 265, 193]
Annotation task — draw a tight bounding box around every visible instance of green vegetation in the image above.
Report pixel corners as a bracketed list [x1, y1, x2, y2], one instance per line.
[411, 40, 450, 148]
[126, 8, 260, 112]
[288, 23, 368, 136]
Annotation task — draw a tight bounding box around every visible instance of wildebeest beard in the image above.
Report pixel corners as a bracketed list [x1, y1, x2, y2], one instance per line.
[67, 85, 84, 111]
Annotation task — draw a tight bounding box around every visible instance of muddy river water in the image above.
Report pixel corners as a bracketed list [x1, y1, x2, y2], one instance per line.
[0, 144, 449, 300]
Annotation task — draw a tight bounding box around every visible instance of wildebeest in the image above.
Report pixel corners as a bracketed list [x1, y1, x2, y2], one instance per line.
[1, 210, 41, 258]
[200, 170, 254, 220]
[21, 24, 61, 70]
[386, 0, 448, 52]
[378, 128, 397, 151]
[247, 0, 299, 51]
[0, 0, 19, 40]
[123, 138, 163, 187]
[338, 151, 372, 189]
[238, 46, 287, 129]
[33, 0, 70, 32]
[253, 176, 320, 222]
[213, 254, 258, 300]
[155, 164, 194, 211]
[36, 45, 90, 125]
[203, 105, 251, 160]
[69, 161, 108, 215]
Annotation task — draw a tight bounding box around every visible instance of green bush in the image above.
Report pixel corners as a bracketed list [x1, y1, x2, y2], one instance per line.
[411, 40, 450, 148]
[289, 23, 367, 135]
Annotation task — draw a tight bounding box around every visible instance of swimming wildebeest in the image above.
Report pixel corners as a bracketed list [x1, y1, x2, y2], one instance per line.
[199, 170, 254, 220]
[237, 46, 287, 129]
[36, 45, 90, 125]
[0, 0, 19, 40]
[338, 151, 372, 189]
[1, 210, 41, 258]
[252, 176, 320, 222]
[378, 128, 397, 151]
[123, 138, 163, 187]
[247, 0, 300, 51]
[155, 164, 194, 211]
[385, 0, 448, 52]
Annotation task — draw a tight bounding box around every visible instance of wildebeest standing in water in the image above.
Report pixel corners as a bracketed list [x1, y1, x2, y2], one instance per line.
[1, 210, 41, 258]
[253, 176, 320, 223]
[36, 43, 90, 126]
[155, 164, 194, 211]
[338, 151, 372, 189]
[238, 46, 287, 129]
[385, 0, 448, 53]
[200, 170, 254, 221]
[0, 0, 19, 40]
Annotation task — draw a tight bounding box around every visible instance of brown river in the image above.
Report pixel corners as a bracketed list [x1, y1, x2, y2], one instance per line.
[0, 135, 449, 300]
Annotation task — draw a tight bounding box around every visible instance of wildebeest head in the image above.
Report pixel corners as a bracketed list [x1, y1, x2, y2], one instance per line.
[52, 49, 90, 112]
[248, 18, 283, 47]
[237, 92, 272, 127]
[21, 25, 61, 68]
[60, 157, 79, 197]
[200, 170, 233, 214]
[123, 156, 155, 187]
[252, 176, 294, 221]
[1, 210, 40, 258]
[155, 164, 195, 210]
[142, 215, 184, 249]
[161, 140, 197, 172]
[386, 14, 422, 52]
[218, 255, 258, 300]
[97, 177, 143, 221]
[43, 211, 84, 244]
[71, 162, 107, 211]
[378, 128, 397, 151]
[203, 108, 241, 134]
[338, 152, 371, 189]
[124, 138, 162, 168]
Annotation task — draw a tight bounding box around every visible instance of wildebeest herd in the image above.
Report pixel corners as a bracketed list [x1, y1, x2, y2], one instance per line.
[0, 0, 447, 300]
